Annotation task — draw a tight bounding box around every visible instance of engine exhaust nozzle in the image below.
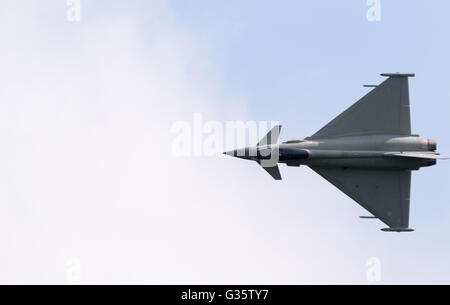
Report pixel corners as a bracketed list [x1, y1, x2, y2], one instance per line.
[427, 139, 437, 151]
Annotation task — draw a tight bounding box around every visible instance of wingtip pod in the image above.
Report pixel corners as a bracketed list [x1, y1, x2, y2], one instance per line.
[381, 228, 415, 233]
[380, 73, 415, 77]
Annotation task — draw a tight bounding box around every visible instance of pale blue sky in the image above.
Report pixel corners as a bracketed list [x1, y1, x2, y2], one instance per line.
[1, 1, 449, 284]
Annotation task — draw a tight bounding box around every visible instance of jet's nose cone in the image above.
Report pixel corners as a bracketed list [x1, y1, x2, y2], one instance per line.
[223, 150, 235, 156]
[223, 147, 258, 160]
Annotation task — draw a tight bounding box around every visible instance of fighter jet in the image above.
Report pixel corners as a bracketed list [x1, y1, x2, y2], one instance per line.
[224, 73, 446, 232]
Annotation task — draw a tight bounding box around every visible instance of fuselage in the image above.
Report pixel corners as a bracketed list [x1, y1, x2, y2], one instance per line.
[230, 134, 437, 170]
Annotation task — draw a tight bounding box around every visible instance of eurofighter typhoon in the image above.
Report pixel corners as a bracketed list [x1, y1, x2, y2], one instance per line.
[224, 73, 446, 232]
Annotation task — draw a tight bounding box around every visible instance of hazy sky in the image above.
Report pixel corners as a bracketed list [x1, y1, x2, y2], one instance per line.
[1, 1, 449, 284]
